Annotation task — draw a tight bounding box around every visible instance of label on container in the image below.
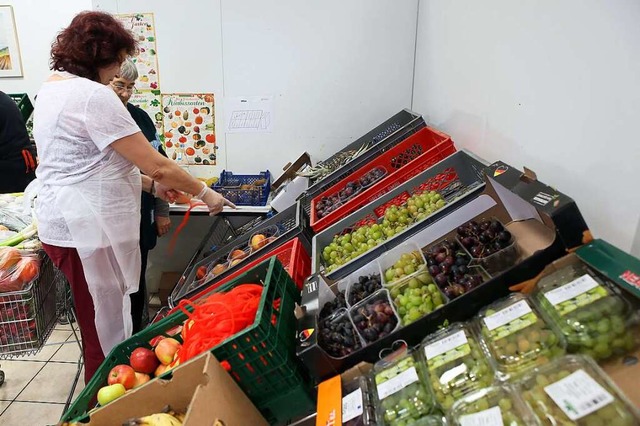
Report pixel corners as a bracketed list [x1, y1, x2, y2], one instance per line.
[544, 274, 606, 315]
[376, 366, 420, 400]
[342, 388, 364, 423]
[424, 330, 471, 369]
[459, 406, 504, 426]
[483, 300, 537, 340]
[543, 369, 615, 421]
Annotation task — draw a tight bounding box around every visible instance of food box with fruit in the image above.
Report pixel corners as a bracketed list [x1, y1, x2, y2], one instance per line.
[170, 202, 310, 306]
[310, 125, 456, 233]
[533, 261, 639, 362]
[212, 170, 271, 206]
[299, 169, 586, 381]
[312, 150, 488, 281]
[517, 354, 640, 426]
[371, 348, 438, 425]
[303, 109, 424, 196]
[72, 352, 269, 426]
[317, 368, 378, 426]
[447, 384, 539, 426]
[475, 293, 566, 380]
[421, 323, 494, 410]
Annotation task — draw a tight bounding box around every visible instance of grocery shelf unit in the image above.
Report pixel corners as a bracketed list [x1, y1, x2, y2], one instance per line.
[169, 202, 311, 307]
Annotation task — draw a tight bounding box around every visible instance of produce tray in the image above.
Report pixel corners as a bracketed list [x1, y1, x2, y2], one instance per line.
[0, 252, 58, 359]
[176, 237, 311, 308]
[310, 126, 456, 233]
[169, 202, 310, 307]
[301, 109, 426, 212]
[8, 93, 34, 122]
[312, 151, 488, 281]
[212, 170, 271, 206]
[63, 258, 308, 424]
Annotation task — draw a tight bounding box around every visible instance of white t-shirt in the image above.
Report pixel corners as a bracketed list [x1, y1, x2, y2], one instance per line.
[33, 74, 141, 246]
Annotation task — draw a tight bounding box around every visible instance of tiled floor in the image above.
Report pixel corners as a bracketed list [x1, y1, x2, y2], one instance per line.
[0, 323, 84, 425]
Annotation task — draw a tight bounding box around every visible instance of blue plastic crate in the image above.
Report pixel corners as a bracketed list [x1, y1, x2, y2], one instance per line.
[212, 170, 271, 206]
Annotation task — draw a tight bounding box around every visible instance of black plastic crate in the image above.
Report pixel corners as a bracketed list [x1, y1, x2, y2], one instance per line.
[301, 109, 426, 209]
[8, 93, 34, 123]
[169, 202, 310, 307]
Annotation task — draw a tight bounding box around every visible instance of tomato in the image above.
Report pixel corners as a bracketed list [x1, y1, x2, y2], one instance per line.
[179, 136, 187, 143]
[16, 259, 39, 283]
[0, 248, 21, 270]
[193, 108, 200, 114]
[196, 266, 207, 279]
[205, 134, 216, 144]
[195, 116, 204, 125]
[165, 141, 173, 148]
[185, 147, 196, 156]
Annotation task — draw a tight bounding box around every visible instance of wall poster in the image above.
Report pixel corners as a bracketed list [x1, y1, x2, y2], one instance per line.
[115, 13, 160, 90]
[162, 94, 217, 166]
[129, 90, 163, 132]
[0, 6, 23, 78]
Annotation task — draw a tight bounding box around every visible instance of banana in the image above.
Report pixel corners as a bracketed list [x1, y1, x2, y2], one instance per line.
[123, 412, 183, 426]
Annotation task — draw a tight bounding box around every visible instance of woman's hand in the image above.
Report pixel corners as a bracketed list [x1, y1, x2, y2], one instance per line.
[200, 186, 236, 215]
[154, 182, 180, 203]
[156, 216, 171, 237]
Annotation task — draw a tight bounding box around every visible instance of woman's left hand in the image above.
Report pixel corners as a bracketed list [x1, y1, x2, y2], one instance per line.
[154, 182, 180, 203]
[156, 216, 171, 237]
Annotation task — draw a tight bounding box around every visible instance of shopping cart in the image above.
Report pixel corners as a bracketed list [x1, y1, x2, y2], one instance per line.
[0, 251, 83, 412]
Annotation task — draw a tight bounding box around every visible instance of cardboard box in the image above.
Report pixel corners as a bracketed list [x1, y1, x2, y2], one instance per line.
[298, 167, 587, 381]
[316, 363, 374, 426]
[75, 353, 268, 426]
[158, 271, 181, 306]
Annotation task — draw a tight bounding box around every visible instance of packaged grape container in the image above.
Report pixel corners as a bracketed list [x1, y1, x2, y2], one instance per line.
[349, 289, 401, 344]
[387, 272, 447, 326]
[410, 415, 447, 426]
[378, 242, 429, 288]
[517, 354, 640, 426]
[342, 262, 384, 307]
[372, 351, 438, 426]
[456, 218, 520, 276]
[533, 262, 639, 361]
[420, 323, 494, 409]
[475, 293, 566, 380]
[342, 376, 376, 426]
[317, 308, 364, 359]
[447, 384, 540, 426]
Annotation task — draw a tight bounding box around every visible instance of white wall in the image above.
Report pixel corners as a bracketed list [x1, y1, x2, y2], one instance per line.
[1, 0, 91, 99]
[413, 0, 640, 253]
[93, 0, 418, 177]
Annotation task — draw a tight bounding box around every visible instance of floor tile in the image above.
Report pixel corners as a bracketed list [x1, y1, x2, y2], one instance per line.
[0, 400, 11, 415]
[17, 330, 72, 362]
[0, 401, 64, 425]
[70, 366, 85, 402]
[17, 362, 80, 403]
[0, 360, 46, 400]
[50, 340, 82, 363]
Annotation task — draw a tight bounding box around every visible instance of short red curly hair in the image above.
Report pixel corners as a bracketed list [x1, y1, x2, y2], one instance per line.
[50, 11, 137, 82]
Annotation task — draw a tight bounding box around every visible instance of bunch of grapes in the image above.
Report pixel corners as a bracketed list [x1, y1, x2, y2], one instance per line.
[352, 292, 398, 343]
[425, 239, 486, 299]
[457, 219, 512, 258]
[348, 274, 382, 305]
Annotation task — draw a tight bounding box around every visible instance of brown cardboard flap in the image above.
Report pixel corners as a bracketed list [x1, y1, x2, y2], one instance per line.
[507, 219, 556, 259]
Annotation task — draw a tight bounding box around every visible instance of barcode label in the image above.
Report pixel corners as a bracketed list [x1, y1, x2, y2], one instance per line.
[342, 388, 363, 422]
[483, 300, 532, 331]
[376, 367, 420, 400]
[544, 369, 615, 420]
[424, 330, 468, 361]
[544, 274, 600, 306]
[460, 406, 504, 426]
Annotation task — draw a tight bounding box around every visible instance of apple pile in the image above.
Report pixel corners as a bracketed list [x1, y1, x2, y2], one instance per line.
[97, 337, 182, 406]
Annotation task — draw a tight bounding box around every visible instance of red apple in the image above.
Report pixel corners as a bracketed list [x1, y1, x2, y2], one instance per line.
[133, 372, 151, 388]
[155, 337, 182, 365]
[129, 347, 159, 374]
[107, 364, 136, 390]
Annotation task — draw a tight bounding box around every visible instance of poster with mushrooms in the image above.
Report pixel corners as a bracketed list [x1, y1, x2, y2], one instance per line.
[161, 93, 217, 166]
[116, 13, 159, 91]
[129, 90, 163, 133]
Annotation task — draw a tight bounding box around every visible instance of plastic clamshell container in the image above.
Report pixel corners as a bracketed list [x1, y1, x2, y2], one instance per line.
[343, 262, 384, 307]
[447, 384, 540, 426]
[475, 293, 566, 381]
[410, 416, 447, 426]
[342, 376, 376, 426]
[372, 352, 438, 426]
[378, 242, 428, 288]
[517, 354, 640, 426]
[350, 289, 401, 345]
[227, 243, 252, 262]
[533, 263, 639, 361]
[248, 224, 280, 252]
[317, 308, 363, 359]
[420, 323, 494, 410]
[456, 218, 520, 276]
[387, 270, 447, 327]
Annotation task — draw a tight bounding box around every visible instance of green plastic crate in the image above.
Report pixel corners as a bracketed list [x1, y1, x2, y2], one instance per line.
[8, 93, 34, 122]
[62, 258, 306, 424]
[261, 381, 316, 426]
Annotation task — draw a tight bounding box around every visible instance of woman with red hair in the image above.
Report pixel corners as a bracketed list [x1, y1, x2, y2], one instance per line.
[32, 11, 234, 383]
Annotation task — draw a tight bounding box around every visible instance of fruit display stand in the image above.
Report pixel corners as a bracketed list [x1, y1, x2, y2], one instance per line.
[298, 168, 589, 381]
[63, 258, 314, 425]
[310, 125, 457, 233]
[169, 202, 311, 307]
[312, 150, 488, 282]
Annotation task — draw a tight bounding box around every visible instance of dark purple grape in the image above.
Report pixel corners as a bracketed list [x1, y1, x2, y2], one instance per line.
[435, 253, 446, 263]
[435, 273, 448, 287]
[498, 230, 512, 243]
[429, 265, 440, 276]
[457, 226, 467, 236]
[444, 256, 455, 267]
[461, 237, 474, 248]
